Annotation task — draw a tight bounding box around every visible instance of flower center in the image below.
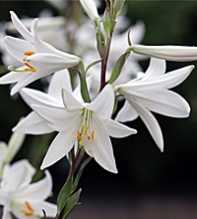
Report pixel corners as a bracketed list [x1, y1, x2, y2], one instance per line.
[76, 109, 96, 145]
[22, 201, 34, 217]
[22, 50, 37, 73]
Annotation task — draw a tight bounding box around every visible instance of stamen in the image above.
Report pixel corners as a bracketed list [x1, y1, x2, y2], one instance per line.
[76, 109, 96, 145]
[22, 201, 34, 216]
[23, 62, 37, 72]
[24, 50, 35, 56]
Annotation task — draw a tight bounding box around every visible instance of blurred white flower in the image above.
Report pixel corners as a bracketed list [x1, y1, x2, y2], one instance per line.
[0, 132, 25, 175]
[44, 0, 67, 11]
[17, 85, 136, 173]
[116, 58, 194, 151]
[80, 0, 100, 21]
[0, 11, 80, 95]
[13, 69, 72, 135]
[0, 160, 56, 219]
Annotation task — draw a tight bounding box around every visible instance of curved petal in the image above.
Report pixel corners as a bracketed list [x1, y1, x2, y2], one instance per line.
[31, 104, 80, 132]
[62, 88, 83, 110]
[20, 87, 62, 108]
[102, 118, 137, 138]
[13, 112, 54, 135]
[116, 100, 138, 122]
[4, 36, 34, 61]
[90, 117, 117, 173]
[48, 69, 72, 101]
[10, 72, 51, 96]
[10, 11, 33, 42]
[41, 132, 75, 169]
[16, 171, 52, 201]
[143, 58, 166, 79]
[0, 70, 27, 84]
[129, 100, 164, 152]
[87, 84, 115, 119]
[125, 89, 190, 118]
[128, 65, 194, 90]
[1, 160, 35, 191]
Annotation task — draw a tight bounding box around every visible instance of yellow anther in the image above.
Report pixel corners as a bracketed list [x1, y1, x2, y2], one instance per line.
[23, 62, 37, 73]
[22, 201, 34, 217]
[91, 130, 96, 141]
[24, 50, 35, 56]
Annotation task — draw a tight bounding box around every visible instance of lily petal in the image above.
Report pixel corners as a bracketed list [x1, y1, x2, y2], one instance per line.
[132, 44, 197, 61]
[10, 11, 33, 42]
[2, 160, 35, 191]
[143, 58, 166, 79]
[41, 132, 75, 169]
[20, 87, 62, 108]
[0, 70, 27, 84]
[62, 88, 83, 110]
[116, 100, 138, 122]
[13, 112, 54, 135]
[129, 100, 164, 151]
[87, 84, 115, 119]
[103, 118, 137, 138]
[48, 69, 72, 101]
[125, 89, 190, 118]
[91, 117, 117, 173]
[2, 208, 12, 219]
[16, 171, 52, 201]
[4, 36, 34, 62]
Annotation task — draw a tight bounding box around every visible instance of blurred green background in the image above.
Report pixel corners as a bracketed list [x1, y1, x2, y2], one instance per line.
[0, 0, 197, 218]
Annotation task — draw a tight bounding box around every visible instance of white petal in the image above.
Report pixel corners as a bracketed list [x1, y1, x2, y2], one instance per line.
[48, 69, 72, 101]
[1, 160, 35, 191]
[125, 89, 190, 118]
[13, 112, 54, 135]
[26, 53, 80, 69]
[0, 70, 27, 84]
[20, 87, 61, 108]
[130, 21, 145, 44]
[32, 201, 57, 217]
[10, 72, 51, 96]
[116, 100, 138, 122]
[32, 104, 79, 131]
[129, 100, 164, 151]
[62, 88, 83, 110]
[41, 132, 75, 169]
[123, 65, 194, 90]
[102, 118, 137, 138]
[10, 11, 33, 42]
[90, 117, 117, 173]
[5, 132, 25, 163]
[132, 44, 197, 61]
[144, 58, 166, 79]
[80, 0, 99, 20]
[16, 171, 52, 201]
[4, 36, 34, 61]
[87, 84, 115, 119]
[2, 208, 12, 219]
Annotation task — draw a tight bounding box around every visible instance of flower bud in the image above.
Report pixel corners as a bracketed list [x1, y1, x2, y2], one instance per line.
[80, 0, 99, 21]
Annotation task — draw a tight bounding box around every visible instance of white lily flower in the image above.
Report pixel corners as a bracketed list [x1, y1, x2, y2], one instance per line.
[80, 0, 100, 21]
[116, 58, 194, 151]
[0, 160, 56, 219]
[0, 11, 80, 95]
[0, 132, 25, 175]
[131, 44, 197, 61]
[13, 69, 71, 135]
[18, 85, 136, 173]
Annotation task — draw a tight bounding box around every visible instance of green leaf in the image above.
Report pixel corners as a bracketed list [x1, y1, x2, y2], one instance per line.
[61, 189, 82, 219]
[57, 176, 77, 214]
[108, 50, 130, 84]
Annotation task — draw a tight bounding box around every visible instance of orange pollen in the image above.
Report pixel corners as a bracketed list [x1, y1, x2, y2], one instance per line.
[24, 50, 35, 56]
[22, 201, 34, 216]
